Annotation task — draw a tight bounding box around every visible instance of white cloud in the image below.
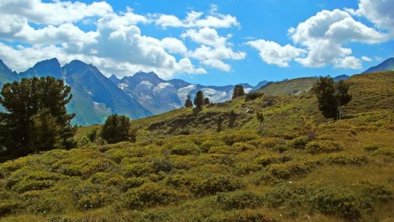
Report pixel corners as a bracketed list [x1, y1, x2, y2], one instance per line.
[161, 37, 187, 54]
[361, 56, 372, 62]
[289, 9, 385, 69]
[355, 0, 394, 32]
[181, 27, 227, 47]
[154, 9, 239, 29]
[334, 56, 362, 69]
[188, 45, 245, 72]
[247, 40, 305, 67]
[0, 0, 113, 25]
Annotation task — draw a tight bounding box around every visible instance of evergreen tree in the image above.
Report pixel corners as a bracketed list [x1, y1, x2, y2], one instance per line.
[204, 97, 211, 105]
[101, 114, 136, 144]
[30, 108, 62, 152]
[232, 85, 245, 99]
[0, 77, 75, 156]
[194, 90, 205, 109]
[313, 77, 351, 120]
[184, 95, 193, 108]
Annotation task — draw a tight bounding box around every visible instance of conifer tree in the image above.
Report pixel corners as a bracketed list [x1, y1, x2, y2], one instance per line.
[313, 77, 351, 120]
[194, 90, 205, 109]
[184, 95, 193, 108]
[0, 77, 76, 156]
[232, 85, 245, 99]
[101, 114, 136, 144]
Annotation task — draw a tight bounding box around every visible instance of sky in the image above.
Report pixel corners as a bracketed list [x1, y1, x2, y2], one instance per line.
[0, 0, 393, 86]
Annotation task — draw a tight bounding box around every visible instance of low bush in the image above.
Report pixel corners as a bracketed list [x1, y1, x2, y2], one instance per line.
[245, 91, 264, 101]
[123, 183, 185, 209]
[206, 209, 272, 222]
[221, 132, 260, 146]
[268, 161, 315, 180]
[289, 136, 310, 149]
[256, 155, 292, 167]
[122, 178, 145, 191]
[305, 140, 343, 154]
[258, 137, 286, 149]
[363, 144, 380, 152]
[326, 154, 368, 165]
[152, 158, 172, 173]
[170, 143, 200, 156]
[72, 183, 110, 210]
[232, 142, 256, 152]
[0, 200, 21, 216]
[216, 191, 262, 210]
[191, 175, 244, 197]
[89, 172, 125, 187]
[234, 162, 262, 176]
[200, 140, 225, 153]
[122, 162, 153, 177]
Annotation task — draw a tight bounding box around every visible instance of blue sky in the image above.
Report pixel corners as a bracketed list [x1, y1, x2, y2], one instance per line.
[0, 0, 393, 86]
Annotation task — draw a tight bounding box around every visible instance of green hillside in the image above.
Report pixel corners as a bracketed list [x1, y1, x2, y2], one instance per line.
[257, 77, 317, 96]
[0, 72, 393, 221]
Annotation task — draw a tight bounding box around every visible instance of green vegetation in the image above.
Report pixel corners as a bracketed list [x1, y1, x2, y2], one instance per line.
[0, 71, 393, 221]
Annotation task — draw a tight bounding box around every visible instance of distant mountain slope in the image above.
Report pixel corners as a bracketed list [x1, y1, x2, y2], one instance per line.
[363, 57, 394, 73]
[0, 60, 17, 88]
[111, 72, 254, 114]
[258, 77, 317, 96]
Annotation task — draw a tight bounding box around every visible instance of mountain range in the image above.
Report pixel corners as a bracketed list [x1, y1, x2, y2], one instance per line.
[0, 59, 266, 125]
[0, 57, 392, 125]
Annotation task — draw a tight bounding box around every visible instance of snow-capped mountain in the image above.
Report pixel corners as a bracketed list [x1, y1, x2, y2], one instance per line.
[110, 72, 255, 114]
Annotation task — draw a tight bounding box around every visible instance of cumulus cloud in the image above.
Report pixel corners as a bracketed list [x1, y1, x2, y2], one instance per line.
[352, 0, 394, 32]
[0, 0, 113, 25]
[182, 27, 245, 71]
[247, 40, 305, 67]
[289, 9, 385, 68]
[0, 0, 237, 78]
[154, 9, 239, 29]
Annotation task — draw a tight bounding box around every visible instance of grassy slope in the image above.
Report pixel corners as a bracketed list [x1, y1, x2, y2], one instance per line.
[0, 72, 393, 222]
[258, 77, 317, 96]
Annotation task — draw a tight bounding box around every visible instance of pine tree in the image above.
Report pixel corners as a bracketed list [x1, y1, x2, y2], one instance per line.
[232, 85, 245, 99]
[0, 77, 76, 157]
[313, 77, 351, 120]
[101, 114, 136, 144]
[184, 95, 193, 108]
[204, 97, 211, 105]
[194, 90, 205, 109]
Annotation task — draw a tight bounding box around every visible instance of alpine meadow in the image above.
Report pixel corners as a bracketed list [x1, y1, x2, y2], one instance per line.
[0, 0, 394, 221]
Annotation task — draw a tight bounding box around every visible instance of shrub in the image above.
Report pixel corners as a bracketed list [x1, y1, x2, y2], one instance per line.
[0, 200, 21, 216]
[191, 175, 243, 196]
[89, 172, 125, 187]
[170, 143, 200, 156]
[152, 158, 172, 173]
[123, 183, 184, 209]
[122, 162, 153, 177]
[305, 140, 343, 154]
[72, 183, 109, 210]
[217, 191, 262, 210]
[200, 140, 225, 153]
[245, 92, 264, 101]
[234, 162, 262, 176]
[256, 155, 292, 167]
[221, 132, 260, 146]
[268, 162, 314, 180]
[206, 209, 272, 222]
[232, 142, 256, 152]
[310, 186, 364, 219]
[263, 183, 308, 207]
[363, 145, 379, 152]
[122, 178, 145, 191]
[289, 136, 310, 149]
[326, 154, 368, 165]
[258, 137, 286, 149]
